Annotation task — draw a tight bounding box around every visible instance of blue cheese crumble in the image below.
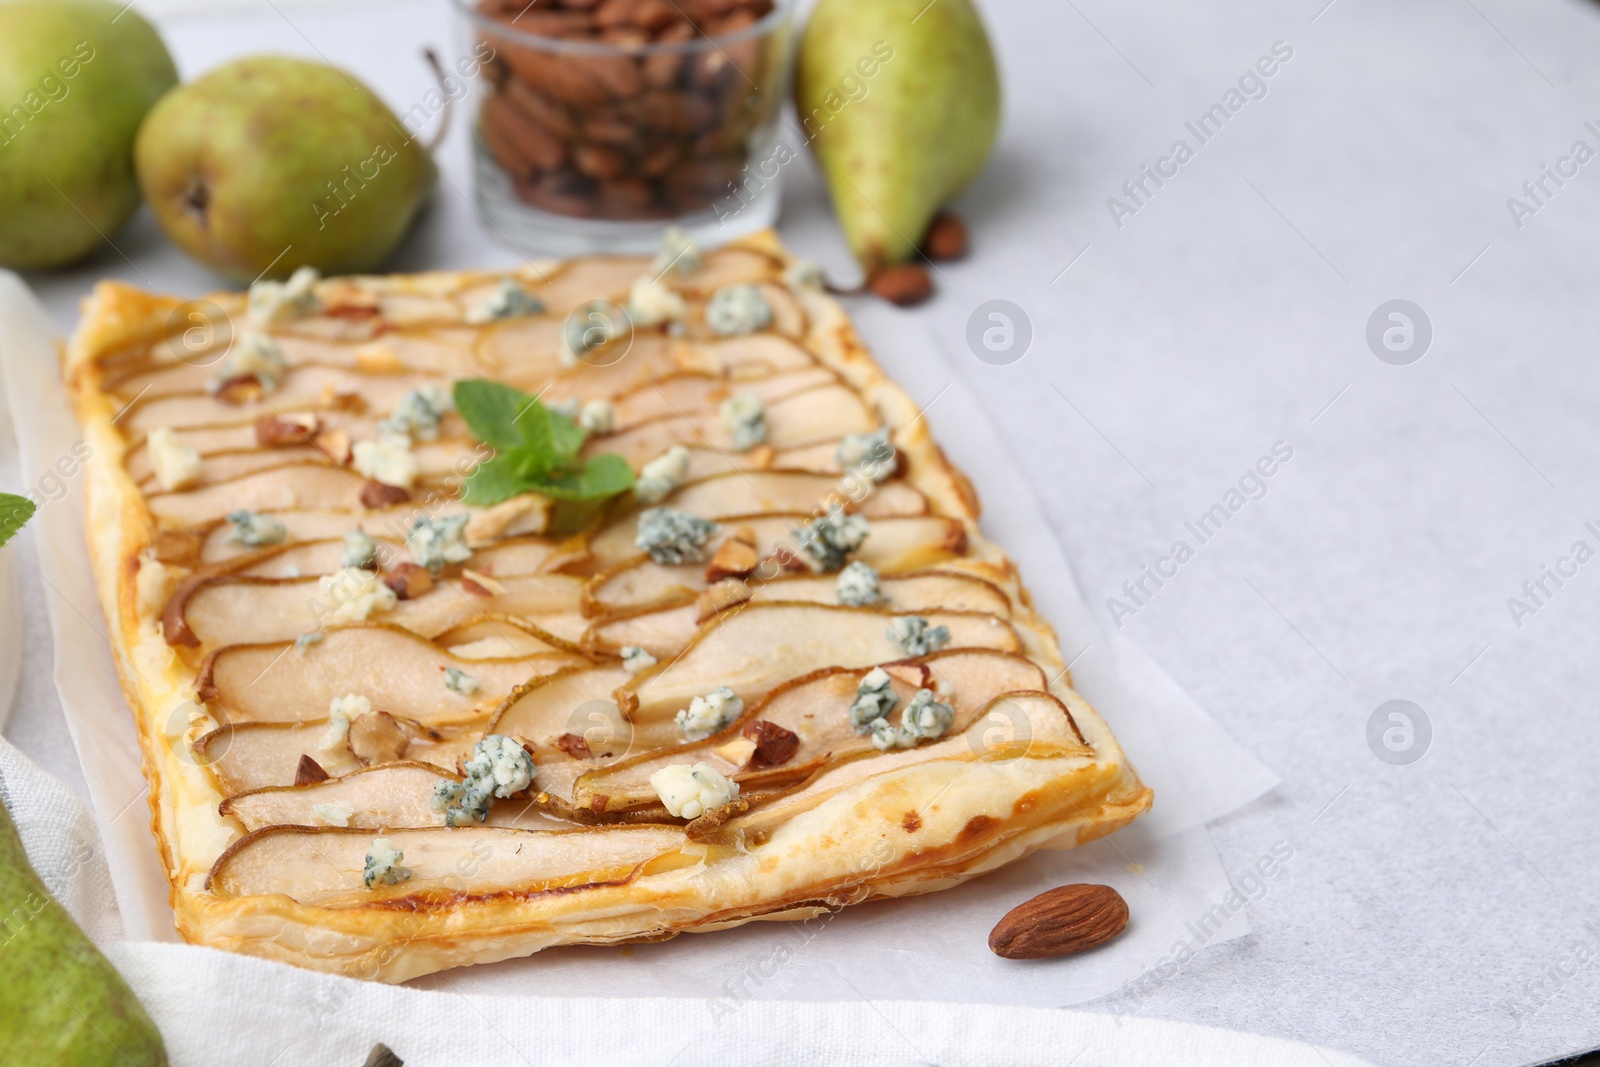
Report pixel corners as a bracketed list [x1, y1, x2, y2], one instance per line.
[379, 386, 452, 441]
[621, 645, 658, 674]
[295, 631, 324, 651]
[627, 275, 688, 328]
[312, 801, 354, 827]
[247, 266, 321, 326]
[341, 529, 378, 570]
[362, 837, 413, 889]
[407, 513, 472, 573]
[319, 566, 397, 624]
[675, 685, 743, 741]
[837, 429, 896, 483]
[888, 615, 951, 657]
[214, 331, 287, 393]
[849, 667, 899, 733]
[352, 432, 418, 490]
[784, 259, 822, 290]
[719, 393, 767, 452]
[836, 560, 884, 607]
[650, 762, 739, 820]
[651, 226, 702, 276]
[869, 689, 955, 751]
[224, 509, 287, 547]
[433, 734, 536, 826]
[467, 277, 545, 323]
[635, 506, 718, 565]
[579, 398, 615, 435]
[635, 445, 690, 503]
[319, 692, 372, 751]
[147, 427, 204, 491]
[444, 666, 480, 696]
[561, 300, 627, 367]
[705, 284, 772, 336]
[795, 506, 869, 572]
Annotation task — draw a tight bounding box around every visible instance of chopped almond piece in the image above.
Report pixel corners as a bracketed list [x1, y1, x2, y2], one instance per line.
[319, 386, 367, 413]
[695, 578, 752, 623]
[743, 719, 799, 767]
[311, 429, 352, 465]
[354, 343, 404, 374]
[347, 711, 409, 765]
[213, 374, 265, 405]
[556, 733, 593, 759]
[360, 480, 409, 508]
[383, 562, 434, 600]
[705, 529, 760, 583]
[255, 412, 322, 447]
[295, 754, 330, 785]
[460, 569, 507, 597]
[711, 736, 757, 767]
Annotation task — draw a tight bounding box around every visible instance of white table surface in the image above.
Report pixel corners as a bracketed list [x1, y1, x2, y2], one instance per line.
[9, 0, 1600, 1064]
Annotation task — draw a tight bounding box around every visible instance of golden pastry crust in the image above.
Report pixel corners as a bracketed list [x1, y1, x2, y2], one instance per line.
[65, 231, 1151, 981]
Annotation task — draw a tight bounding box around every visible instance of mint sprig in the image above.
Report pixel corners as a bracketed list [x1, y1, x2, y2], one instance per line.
[453, 380, 634, 506]
[0, 493, 35, 548]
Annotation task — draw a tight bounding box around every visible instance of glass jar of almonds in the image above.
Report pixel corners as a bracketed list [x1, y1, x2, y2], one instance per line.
[453, 0, 795, 255]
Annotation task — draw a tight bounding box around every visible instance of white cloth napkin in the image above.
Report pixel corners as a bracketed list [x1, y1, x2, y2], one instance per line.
[1, 729, 1368, 1067]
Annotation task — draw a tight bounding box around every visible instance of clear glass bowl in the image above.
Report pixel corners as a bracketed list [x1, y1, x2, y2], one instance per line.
[451, 0, 796, 256]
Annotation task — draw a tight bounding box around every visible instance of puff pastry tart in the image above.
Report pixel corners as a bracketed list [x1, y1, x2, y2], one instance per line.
[64, 230, 1151, 981]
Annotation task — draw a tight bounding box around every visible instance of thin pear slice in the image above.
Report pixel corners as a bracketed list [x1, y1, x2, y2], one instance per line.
[199, 501, 555, 563]
[584, 572, 1013, 657]
[591, 385, 873, 467]
[624, 603, 1020, 721]
[438, 616, 582, 656]
[200, 625, 574, 725]
[696, 334, 815, 376]
[207, 823, 686, 907]
[124, 367, 443, 432]
[573, 663, 927, 811]
[719, 692, 1094, 839]
[134, 439, 475, 495]
[609, 368, 835, 431]
[664, 471, 925, 521]
[220, 762, 574, 833]
[488, 665, 636, 757]
[672, 246, 779, 293]
[220, 761, 457, 831]
[233, 534, 585, 581]
[180, 573, 585, 646]
[148, 465, 380, 527]
[123, 409, 398, 470]
[584, 515, 968, 607]
[195, 719, 478, 794]
[574, 649, 1049, 811]
[587, 478, 928, 568]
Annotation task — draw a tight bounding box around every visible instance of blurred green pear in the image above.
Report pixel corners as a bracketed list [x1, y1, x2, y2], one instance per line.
[0, 0, 178, 269]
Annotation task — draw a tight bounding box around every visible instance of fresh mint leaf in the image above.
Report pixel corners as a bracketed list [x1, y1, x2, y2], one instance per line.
[452, 378, 635, 506]
[453, 380, 534, 452]
[0, 493, 35, 548]
[460, 455, 526, 507]
[547, 409, 586, 467]
[534, 453, 635, 501]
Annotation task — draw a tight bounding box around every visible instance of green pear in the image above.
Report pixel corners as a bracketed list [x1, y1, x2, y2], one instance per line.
[0, 0, 177, 270]
[794, 0, 1000, 275]
[135, 56, 436, 282]
[0, 801, 166, 1066]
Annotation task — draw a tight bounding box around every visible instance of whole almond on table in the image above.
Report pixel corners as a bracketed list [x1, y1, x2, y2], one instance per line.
[988, 883, 1129, 959]
[869, 263, 934, 307]
[923, 211, 968, 261]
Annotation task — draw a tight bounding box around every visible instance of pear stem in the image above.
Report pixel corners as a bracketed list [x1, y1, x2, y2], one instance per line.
[422, 48, 453, 154]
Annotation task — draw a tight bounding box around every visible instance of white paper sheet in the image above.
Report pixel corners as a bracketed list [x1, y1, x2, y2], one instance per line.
[0, 271, 1274, 1007]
